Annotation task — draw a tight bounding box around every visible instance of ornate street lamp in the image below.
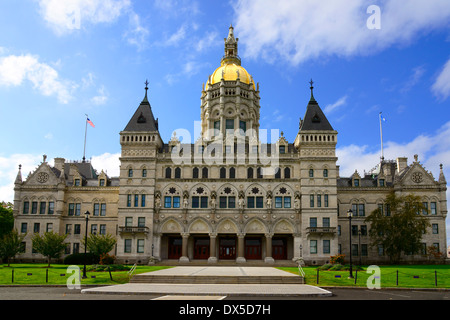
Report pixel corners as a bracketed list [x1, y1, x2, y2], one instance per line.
[347, 209, 354, 279]
[82, 211, 90, 279]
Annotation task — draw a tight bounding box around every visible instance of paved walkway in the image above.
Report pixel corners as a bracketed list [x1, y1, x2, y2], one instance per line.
[81, 266, 332, 297]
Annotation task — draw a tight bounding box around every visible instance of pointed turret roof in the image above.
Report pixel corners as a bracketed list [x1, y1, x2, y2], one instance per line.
[299, 80, 334, 131]
[123, 80, 159, 132]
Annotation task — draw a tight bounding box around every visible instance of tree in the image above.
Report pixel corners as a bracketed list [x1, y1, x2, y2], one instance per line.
[0, 202, 14, 239]
[82, 233, 116, 258]
[365, 192, 430, 263]
[31, 232, 68, 267]
[0, 229, 26, 266]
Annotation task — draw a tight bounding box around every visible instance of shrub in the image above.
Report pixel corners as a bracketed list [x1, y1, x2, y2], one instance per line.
[330, 254, 345, 265]
[63, 252, 99, 265]
[99, 253, 115, 265]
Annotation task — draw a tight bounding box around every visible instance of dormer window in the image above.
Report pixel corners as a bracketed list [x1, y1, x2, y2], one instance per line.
[74, 179, 81, 186]
[99, 179, 105, 186]
[353, 179, 360, 187]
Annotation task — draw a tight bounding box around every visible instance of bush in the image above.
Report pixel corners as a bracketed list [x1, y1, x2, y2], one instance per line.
[99, 253, 115, 265]
[330, 254, 345, 265]
[63, 252, 99, 265]
[87, 264, 131, 272]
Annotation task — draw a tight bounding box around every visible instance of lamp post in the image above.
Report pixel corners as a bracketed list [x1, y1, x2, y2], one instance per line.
[82, 211, 90, 279]
[358, 228, 362, 266]
[347, 209, 353, 279]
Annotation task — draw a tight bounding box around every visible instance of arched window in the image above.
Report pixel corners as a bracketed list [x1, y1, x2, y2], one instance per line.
[247, 167, 254, 179]
[202, 167, 208, 179]
[193, 167, 199, 179]
[309, 169, 314, 178]
[284, 167, 291, 179]
[165, 167, 172, 179]
[257, 167, 263, 179]
[175, 167, 181, 179]
[229, 167, 236, 179]
[220, 167, 226, 179]
[275, 167, 281, 179]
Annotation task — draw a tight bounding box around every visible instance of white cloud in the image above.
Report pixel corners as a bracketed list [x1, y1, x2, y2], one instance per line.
[233, 0, 450, 65]
[432, 58, 450, 101]
[90, 152, 120, 177]
[324, 95, 348, 114]
[0, 54, 74, 103]
[38, 0, 131, 35]
[123, 11, 149, 51]
[91, 85, 108, 105]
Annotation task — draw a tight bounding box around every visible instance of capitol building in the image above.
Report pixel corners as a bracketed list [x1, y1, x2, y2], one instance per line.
[13, 26, 448, 265]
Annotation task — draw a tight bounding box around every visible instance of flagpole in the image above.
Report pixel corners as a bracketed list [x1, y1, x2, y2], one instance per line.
[379, 112, 384, 162]
[83, 114, 88, 163]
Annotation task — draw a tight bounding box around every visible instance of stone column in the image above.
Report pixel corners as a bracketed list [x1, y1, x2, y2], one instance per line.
[236, 233, 246, 263]
[179, 233, 190, 263]
[264, 233, 274, 264]
[208, 233, 217, 264]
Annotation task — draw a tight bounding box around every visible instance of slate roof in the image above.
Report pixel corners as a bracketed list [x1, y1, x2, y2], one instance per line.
[299, 84, 334, 131]
[123, 90, 159, 132]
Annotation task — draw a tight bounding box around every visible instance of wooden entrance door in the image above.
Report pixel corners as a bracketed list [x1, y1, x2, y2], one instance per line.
[219, 237, 236, 259]
[194, 238, 210, 259]
[168, 237, 182, 259]
[245, 238, 262, 260]
[272, 238, 287, 260]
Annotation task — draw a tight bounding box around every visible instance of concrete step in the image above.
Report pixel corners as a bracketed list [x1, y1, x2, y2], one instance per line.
[130, 274, 304, 284]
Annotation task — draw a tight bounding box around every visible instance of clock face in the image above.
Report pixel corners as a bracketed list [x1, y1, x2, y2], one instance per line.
[37, 172, 49, 183]
[411, 172, 423, 184]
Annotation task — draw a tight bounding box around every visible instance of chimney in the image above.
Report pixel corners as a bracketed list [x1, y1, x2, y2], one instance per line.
[397, 157, 408, 173]
[54, 158, 65, 172]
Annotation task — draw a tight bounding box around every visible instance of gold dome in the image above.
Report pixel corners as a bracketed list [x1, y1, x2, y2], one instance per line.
[206, 62, 255, 90]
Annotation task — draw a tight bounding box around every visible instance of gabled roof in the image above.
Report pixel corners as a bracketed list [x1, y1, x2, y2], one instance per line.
[123, 85, 159, 132]
[299, 81, 334, 131]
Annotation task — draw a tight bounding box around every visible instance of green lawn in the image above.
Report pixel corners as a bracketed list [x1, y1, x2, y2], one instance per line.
[1, 264, 449, 289]
[278, 265, 450, 289]
[0, 264, 172, 285]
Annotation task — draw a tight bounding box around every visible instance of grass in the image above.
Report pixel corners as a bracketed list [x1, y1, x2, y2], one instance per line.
[278, 264, 450, 289]
[1, 264, 449, 289]
[0, 264, 172, 285]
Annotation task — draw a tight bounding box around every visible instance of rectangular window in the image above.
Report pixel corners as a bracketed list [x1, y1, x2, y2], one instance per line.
[125, 217, 133, 227]
[23, 201, 29, 214]
[65, 224, 72, 235]
[239, 120, 246, 133]
[275, 196, 282, 208]
[134, 195, 139, 207]
[228, 196, 236, 209]
[247, 197, 255, 208]
[201, 196, 208, 208]
[324, 195, 328, 208]
[192, 196, 200, 208]
[74, 225, 80, 234]
[75, 203, 81, 216]
[214, 120, 220, 135]
[361, 244, 368, 256]
[91, 224, 98, 234]
[141, 195, 146, 207]
[379, 179, 385, 186]
[31, 201, 38, 214]
[279, 145, 285, 154]
[256, 197, 263, 208]
[34, 223, 40, 233]
[310, 240, 317, 254]
[352, 225, 358, 236]
[21, 223, 27, 233]
[352, 244, 359, 256]
[354, 179, 359, 187]
[48, 202, 54, 215]
[323, 240, 330, 254]
[73, 243, 80, 254]
[432, 224, 439, 234]
[124, 239, 132, 253]
[68, 203, 74, 216]
[173, 196, 180, 208]
[358, 204, 365, 217]
[99, 179, 105, 186]
[137, 239, 145, 253]
[46, 223, 53, 232]
[138, 217, 145, 227]
[100, 203, 106, 216]
[164, 196, 172, 208]
[127, 195, 131, 207]
[323, 217, 330, 228]
[128, 169, 133, 177]
[142, 169, 147, 177]
[431, 202, 437, 215]
[284, 196, 291, 208]
[100, 224, 106, 235]
[219, 196, 227, 208]
[93, 203, 100, 216]
[422, 202, 428, 215]
[360, 225, 367, 236]
[310, 195, 314, 208]
[310, 217, 317, 228]
[226, 119, 234, 130]
[317, 195, 321, 208]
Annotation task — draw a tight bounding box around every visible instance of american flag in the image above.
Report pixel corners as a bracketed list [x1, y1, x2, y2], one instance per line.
[87, 117, 95, 128]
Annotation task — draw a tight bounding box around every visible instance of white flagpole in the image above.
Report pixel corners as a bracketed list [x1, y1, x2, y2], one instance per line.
[83, 114, 88, 163]
[379, 112, 384, 161]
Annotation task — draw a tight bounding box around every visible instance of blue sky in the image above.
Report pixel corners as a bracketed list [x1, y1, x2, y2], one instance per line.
[1, 0, 450, 241]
